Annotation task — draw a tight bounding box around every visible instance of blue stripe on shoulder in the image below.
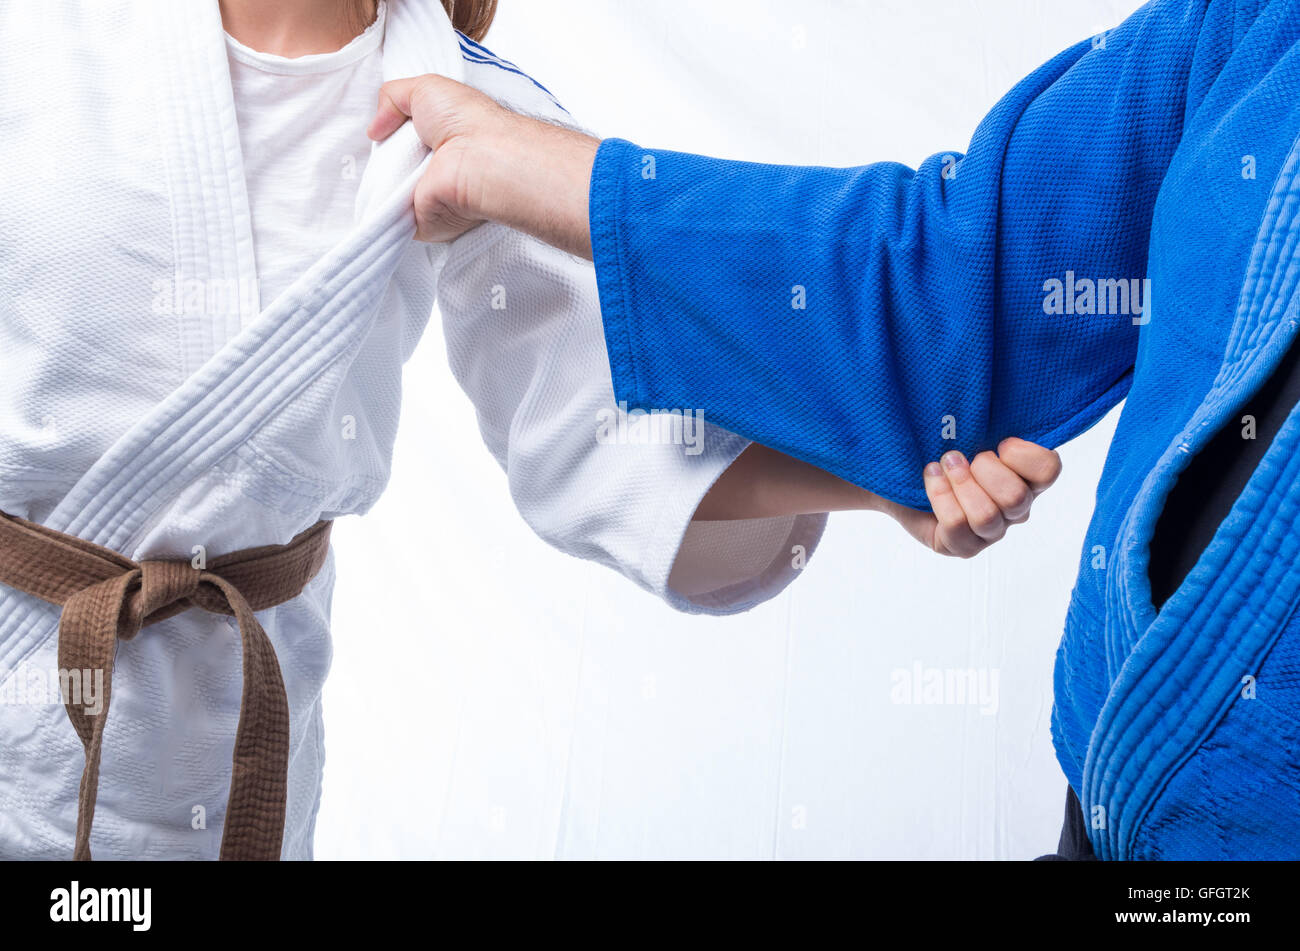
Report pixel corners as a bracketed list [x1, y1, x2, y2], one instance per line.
[457, 33, 505, 62]
[456, 33, 568, 114]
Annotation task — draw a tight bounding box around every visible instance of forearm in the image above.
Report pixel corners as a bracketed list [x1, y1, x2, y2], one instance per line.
[694, 443, 881, 521]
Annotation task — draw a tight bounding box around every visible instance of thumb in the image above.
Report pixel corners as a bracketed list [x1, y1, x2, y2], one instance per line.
[367, 77, 423, 141]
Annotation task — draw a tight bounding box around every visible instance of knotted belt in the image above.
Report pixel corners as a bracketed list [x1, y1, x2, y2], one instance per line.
[0, 511, 332, 861]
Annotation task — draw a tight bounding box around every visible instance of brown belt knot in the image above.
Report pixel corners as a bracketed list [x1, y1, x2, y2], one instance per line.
[0, 512, 332, 861]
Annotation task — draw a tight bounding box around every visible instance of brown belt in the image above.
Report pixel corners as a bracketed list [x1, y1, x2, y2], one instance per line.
[0, 511, 332, 861]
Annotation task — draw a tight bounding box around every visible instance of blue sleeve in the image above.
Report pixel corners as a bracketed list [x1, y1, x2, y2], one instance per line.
[589, 0, 1246, 509]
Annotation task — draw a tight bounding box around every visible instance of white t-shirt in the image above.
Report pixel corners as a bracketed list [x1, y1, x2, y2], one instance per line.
[225, 1, 387, 310]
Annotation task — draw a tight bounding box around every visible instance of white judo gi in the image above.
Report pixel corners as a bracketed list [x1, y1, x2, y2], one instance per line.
[0, 0, 825, 858]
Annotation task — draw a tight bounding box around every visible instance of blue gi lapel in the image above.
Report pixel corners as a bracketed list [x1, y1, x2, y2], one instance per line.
[1085, 127, 1300, 859]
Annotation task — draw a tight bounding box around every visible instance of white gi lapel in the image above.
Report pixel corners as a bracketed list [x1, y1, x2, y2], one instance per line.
[0, 0, 464, 675]
[48, 0, 463, 553]
[356, 0, 466, 223]
[152, 0, 261, 373]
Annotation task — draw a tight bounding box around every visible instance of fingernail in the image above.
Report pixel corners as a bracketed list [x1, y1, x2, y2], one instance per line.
[924, 462, 943, 478]
[942, 451, 965, 471]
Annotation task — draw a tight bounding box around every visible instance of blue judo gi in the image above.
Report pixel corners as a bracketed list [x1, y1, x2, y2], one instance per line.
[587, 0, 1300, 859]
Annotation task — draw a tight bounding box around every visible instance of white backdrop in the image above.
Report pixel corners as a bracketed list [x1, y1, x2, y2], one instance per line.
[316, 0, 1145, 859]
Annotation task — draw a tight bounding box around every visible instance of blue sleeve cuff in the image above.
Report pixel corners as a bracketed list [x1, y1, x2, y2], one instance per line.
[589, 137, 649, 410]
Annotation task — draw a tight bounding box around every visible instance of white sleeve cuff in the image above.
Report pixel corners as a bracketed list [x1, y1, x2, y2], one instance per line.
[666, 513, 828, 614]
[638, 431, 829, 616]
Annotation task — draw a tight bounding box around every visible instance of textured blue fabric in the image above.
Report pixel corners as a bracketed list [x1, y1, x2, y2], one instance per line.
[589, 0, 1300, 858]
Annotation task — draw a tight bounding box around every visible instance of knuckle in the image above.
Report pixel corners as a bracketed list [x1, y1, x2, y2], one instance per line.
[1045, 451, 1064, 480]
[926, 482, 952, 503]
[938, 510, 966, 532]
[970, 504, 1001, 530]
[409, 78, 430, 111]
[1003, 484, 1033, 514]
[413, 175, 437, 211]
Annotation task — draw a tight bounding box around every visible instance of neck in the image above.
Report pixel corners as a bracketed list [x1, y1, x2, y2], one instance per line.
[219, 0, 378, 57]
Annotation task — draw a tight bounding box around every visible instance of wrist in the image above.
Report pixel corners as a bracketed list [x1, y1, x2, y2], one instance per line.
[827, 479, 882, 514]
[473, 111, 599, 258]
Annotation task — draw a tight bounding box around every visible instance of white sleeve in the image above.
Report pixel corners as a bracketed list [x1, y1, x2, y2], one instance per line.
[435, 219, 826, 615]
[432, 43, 827, 615]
